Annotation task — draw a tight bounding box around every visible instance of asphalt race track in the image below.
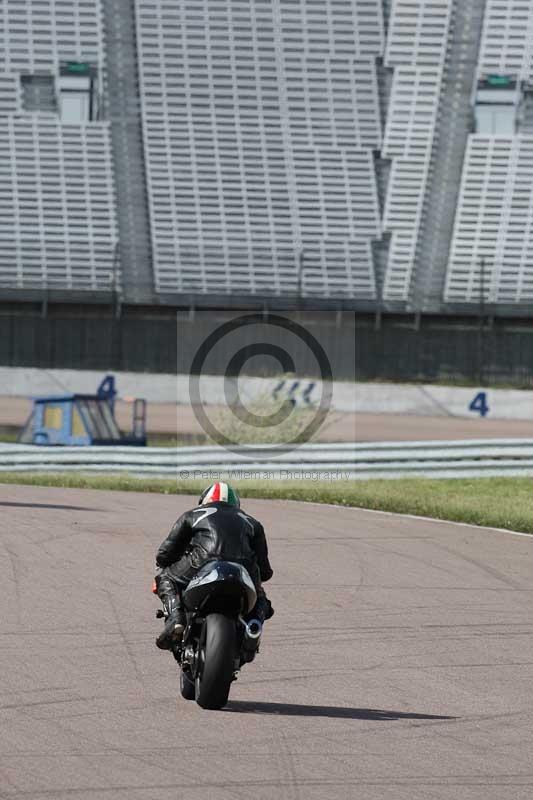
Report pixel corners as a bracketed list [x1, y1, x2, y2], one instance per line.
[1, 485, 533, 799]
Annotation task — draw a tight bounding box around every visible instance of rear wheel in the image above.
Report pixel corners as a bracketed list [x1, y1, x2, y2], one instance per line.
[195, 613, 236, 710]
[180, 670, 195, 700]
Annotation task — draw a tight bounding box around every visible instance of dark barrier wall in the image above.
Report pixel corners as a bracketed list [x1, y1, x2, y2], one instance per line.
[2, 305, 533, 385]
[355, 316, 533, 386]
[0, 305, 355, 380]
[0, 311, 178, 373]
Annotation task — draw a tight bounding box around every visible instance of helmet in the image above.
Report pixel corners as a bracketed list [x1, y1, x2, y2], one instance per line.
[199, 482, 240, 508]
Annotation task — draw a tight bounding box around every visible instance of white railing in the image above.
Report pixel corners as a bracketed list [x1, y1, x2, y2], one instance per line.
[3, 440, 533, 479]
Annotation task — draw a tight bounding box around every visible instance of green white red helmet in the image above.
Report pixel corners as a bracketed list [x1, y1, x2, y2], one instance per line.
[199, 482, 240, 508]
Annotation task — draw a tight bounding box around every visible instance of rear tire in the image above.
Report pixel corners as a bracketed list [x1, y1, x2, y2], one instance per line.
[195, 613, 236, 710]
[180, 670, 195, 701]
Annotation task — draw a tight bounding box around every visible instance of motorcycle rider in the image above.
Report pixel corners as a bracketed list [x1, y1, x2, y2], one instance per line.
[154, 482, 274, 650]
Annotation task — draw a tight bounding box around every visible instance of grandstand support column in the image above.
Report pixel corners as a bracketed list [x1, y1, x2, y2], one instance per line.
[297, 249, 306, 303]
[478, 256, 486, 384]
[409, 0, 487, 313]
[102, 0, 154, 304]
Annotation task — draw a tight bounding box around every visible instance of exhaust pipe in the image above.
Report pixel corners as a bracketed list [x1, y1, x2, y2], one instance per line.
[240, 617, 263, 663]
[243, 618, 262, 640]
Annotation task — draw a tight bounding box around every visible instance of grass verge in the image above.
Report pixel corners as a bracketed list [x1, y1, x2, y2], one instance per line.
[1, 472, 533, 534]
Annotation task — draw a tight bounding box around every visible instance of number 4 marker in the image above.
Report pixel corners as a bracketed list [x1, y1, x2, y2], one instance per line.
[469, 391, 489, 418]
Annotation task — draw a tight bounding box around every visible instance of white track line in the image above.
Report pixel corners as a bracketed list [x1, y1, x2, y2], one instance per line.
[299, 500, 533, 539]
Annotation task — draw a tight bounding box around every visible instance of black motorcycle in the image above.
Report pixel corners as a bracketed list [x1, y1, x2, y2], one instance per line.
[157, 560, 264, 709]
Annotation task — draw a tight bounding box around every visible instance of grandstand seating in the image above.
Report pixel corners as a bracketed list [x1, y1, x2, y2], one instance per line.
[0, 74, 19, 116]
[0, 1, 118, 292]
[0, 1, 101, 72]
[477, 1, 533, 82]
[0, 118, 117, 291]
[445, 136, 533, 304]
[135, 0, 384, 299]
[2, 0, 533, 309]
[444, 1, 533, 305]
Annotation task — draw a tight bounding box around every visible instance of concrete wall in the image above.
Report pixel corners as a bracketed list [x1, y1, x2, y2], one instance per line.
[0, 367, 355, 413]
[355, 383, 533, 420]
[2, 366, 533, 421]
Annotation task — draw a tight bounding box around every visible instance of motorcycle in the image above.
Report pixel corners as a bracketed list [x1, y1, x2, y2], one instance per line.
[156, 560, 264, 709]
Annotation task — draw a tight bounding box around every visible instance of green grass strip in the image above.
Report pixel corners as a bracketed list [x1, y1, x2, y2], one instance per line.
[1, 472, 533, 534]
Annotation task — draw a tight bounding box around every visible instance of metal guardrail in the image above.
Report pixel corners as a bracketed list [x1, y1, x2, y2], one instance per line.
[3, 440, 533, 479]
[0, 442, 355, 479]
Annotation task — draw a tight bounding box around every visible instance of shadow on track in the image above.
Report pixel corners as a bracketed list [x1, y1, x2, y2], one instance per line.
[0, 501, 103, 512]
[225, 701, 455, 721]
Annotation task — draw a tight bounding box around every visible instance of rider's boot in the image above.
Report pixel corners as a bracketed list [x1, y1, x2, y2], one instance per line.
[252, 591, 274, 623]
[156, 594, 186, 650]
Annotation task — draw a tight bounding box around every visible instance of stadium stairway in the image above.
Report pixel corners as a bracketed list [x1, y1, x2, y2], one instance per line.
[410, 0, 487, 313]
[102, 0, 154, 304]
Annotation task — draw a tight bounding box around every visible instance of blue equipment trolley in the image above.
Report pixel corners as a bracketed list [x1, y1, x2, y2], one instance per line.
[19, 375, 146, 446]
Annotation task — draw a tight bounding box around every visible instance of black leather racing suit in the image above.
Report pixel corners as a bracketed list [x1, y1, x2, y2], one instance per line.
[155, 501, 273, 620]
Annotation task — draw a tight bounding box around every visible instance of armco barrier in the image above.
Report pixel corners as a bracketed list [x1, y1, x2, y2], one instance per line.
[3, 440, 533, 479]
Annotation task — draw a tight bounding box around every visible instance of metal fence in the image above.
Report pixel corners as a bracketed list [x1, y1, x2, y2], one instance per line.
[3, 440, 533, 479]
[0, 307, 356, 379]
[4, 306, 533, 385]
